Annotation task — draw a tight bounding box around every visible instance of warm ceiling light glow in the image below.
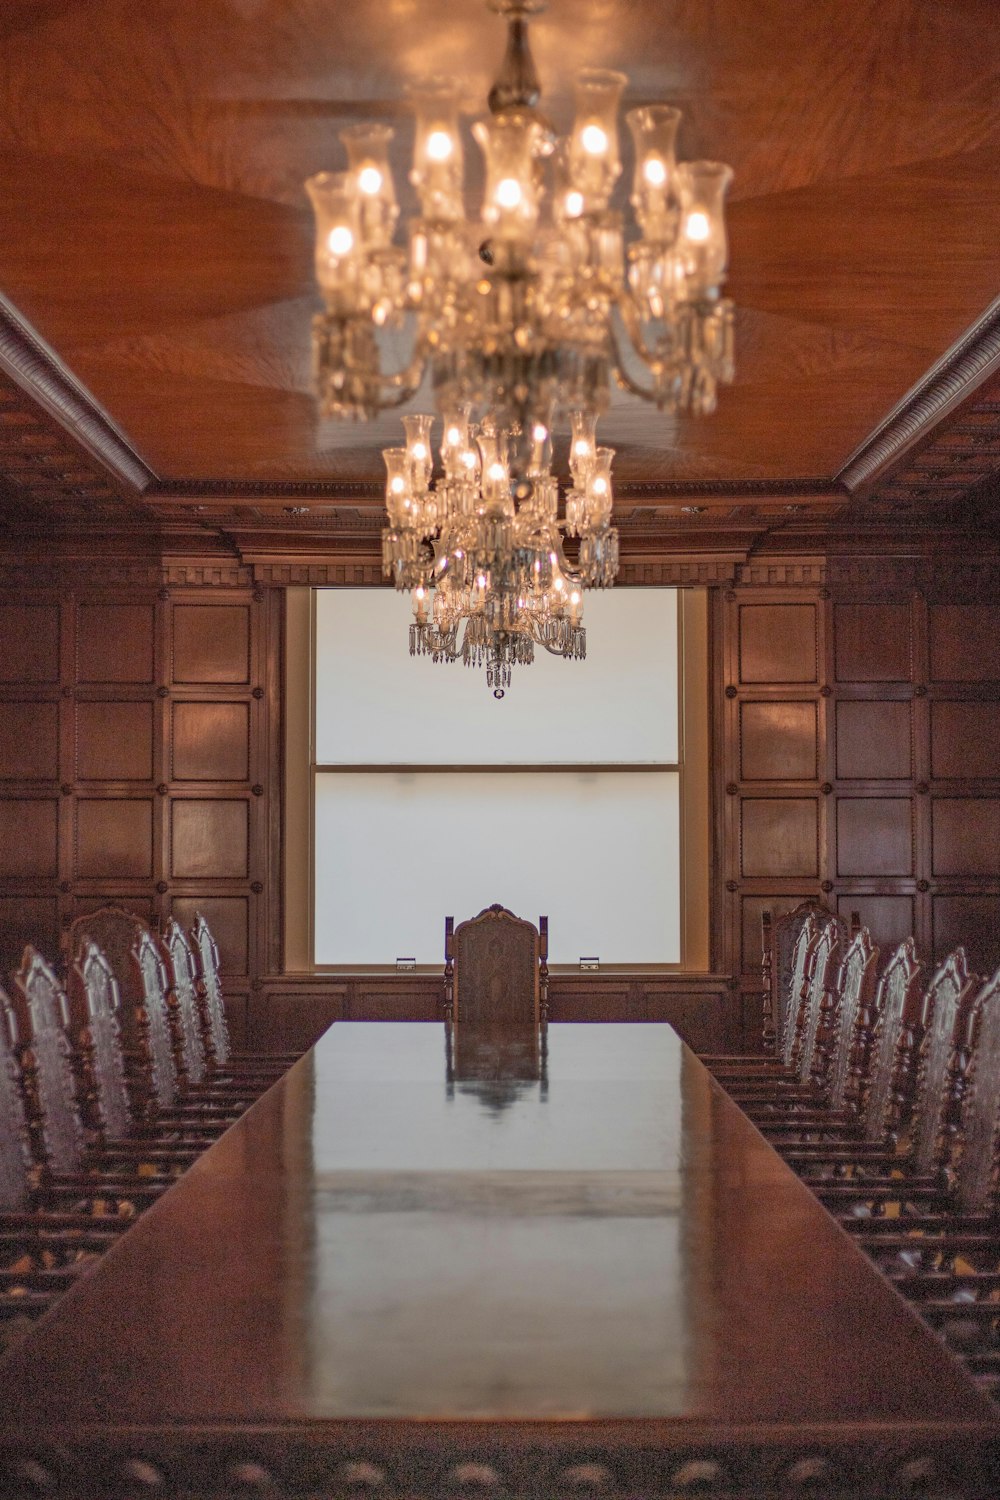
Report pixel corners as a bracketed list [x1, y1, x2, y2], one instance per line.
[685, 210, 710, 242]
[580, 123, 609, 155]
[411, 441, 428, 461]
[643, 157, 667, 187]
[426, 129, 454, 161]
[357, 166, 383, 195]
[487, 460, 507, 482]
[563, 190, 584, 218]
[496, 177, 523, 209]
[327, 225, 354, 256]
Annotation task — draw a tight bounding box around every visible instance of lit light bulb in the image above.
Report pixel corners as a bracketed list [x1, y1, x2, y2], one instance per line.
[487, 461, 507, 482]
[390, 476, 406, 494]
[357, 166, 383, 195]
[496, 177, 523, 209]
[426, 129, 454, 162]
[411, 442, 428, 461]
[573, 438, 593, 458]
[592, 477, 608, 494]
[461, 450, 477, 469]
[581, 123, 609, 155]
[553, 577, 565, 592]
[476, 574, 487, 589]
[415, 586, 426, 601]
[564, 190, 584, 218]
[643, 157, 667, 187]
[685, 210, 710, 242]
[570, 590, 581, 605]
[327, 225, 354, 256]
[533, 423, 548, 443]
[446, 426, 461, 446]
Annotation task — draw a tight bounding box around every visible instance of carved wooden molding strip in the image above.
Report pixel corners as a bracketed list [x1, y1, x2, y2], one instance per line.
[837, 295, 1000, 494]
[0, 294, 156, 495]
[154, 475, 845, 504]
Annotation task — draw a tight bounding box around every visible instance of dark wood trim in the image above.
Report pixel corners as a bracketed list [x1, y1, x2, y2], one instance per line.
[837, 294, 1000, 494]
[0, 292, 156, 494]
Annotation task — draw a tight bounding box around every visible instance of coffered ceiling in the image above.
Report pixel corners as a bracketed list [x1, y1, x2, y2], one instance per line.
[0, 0, 998, 539]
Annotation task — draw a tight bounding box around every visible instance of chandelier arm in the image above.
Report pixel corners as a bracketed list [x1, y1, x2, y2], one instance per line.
[609, 300, 667, 405]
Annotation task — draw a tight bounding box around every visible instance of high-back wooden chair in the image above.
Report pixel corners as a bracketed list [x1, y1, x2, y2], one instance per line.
[444, 905, 549, 1027]
[761, 901, 859, 1056]
[188, 914, 294, 1076]
[66, 907, 150, 1050]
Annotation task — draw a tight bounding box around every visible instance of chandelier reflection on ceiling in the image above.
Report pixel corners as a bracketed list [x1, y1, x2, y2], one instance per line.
[305, 0, 735, 690]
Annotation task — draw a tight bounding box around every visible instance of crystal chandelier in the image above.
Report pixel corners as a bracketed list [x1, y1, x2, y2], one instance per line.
[305, 0, 735, 689]
[381, 406, 617, 693]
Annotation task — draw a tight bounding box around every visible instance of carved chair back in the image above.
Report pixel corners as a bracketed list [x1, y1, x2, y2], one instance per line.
[779, 914, 821, 1070]
[66, 907, 150, 1050]
[190, 914, 232, 1068]
[160, 920, 208, 1087]
[445, 905, 548, 1028]
[861, 939, 925, 1145]
[795, 920, 841, 1087]
[826, 926, 880, 1112]
[65, 940, 134, 1145]
[9, 947, 85, 1178]
[765, 901, 856, 1057]
[953, 969, 1000, 1216]
[909, 947, 981, 1177]
[132, 929, 181, 1115]
[0, 986, 35, 1211]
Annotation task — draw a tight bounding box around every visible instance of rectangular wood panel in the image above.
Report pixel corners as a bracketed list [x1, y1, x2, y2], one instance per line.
[929, 606, 1000, 682]
[76, 701, 154, 781]
[740, 701, 817, 781]
[930, 702, 1000, 779]
[0, 605, 59, 683]
[837, 895, 914, 957]
[76, 799, 153, 879]
[171, 702, 249, 781]
[741, 799, 818, 877]
[740, 895, 819, 972]
[932, 799, 1000, 877]
[171, 896, 249, 975]
[738, 605, 817, 683]
[836, 798, 912, 877]
[77, 605, 154, 684]
[834, 605, 911, 682]
[171, 799, 248, 878]
[347, 986, 440, 1022]
[0, 799, 58, 877]
[173, 606, 250, 684]
[0, 896, 59, 973]
[932, 895, 1000, 974]
[836, 700, 911, 779]
[0, 701, 58, 780]
[252, 993, 345, 1053]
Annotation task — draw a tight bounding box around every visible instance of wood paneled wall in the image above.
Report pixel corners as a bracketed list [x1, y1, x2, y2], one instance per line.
[0, 586, 282, 1046]
[718, 586, 1000, 1046]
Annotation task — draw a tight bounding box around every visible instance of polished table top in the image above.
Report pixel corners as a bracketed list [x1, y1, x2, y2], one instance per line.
[1, 1022, 996, 1488]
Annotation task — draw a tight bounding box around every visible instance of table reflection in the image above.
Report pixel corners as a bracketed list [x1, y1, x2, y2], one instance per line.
[445, 1020, 548, 1112]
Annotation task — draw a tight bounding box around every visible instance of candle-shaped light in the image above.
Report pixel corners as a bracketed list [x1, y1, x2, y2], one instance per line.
[305, 171, 360, 306]
[403, 413, 434, 489]
[477, 426, 511, 512]
[340, 124, 398, 250]
[569, 410, 598, 486]
[677, 161, 733, 297]
[412, 583, 430, 624]
[383, 447, 412, 528]
[568, 69, 627, 212]
[586, 447, 614, 525]
[440, 407, 473, 479]
[473, 113, 543, 242]
[410, 80, 464, 221]
[626, 105, 680, 242]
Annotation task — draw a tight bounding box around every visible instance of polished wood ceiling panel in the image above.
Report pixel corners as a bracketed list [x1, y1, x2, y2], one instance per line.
[0, 0, 997, 497]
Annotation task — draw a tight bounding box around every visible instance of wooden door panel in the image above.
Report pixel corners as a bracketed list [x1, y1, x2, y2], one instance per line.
[0, 701, 58, 780]
[740, 701, 817, 780]
[932, 798, 1000, 877]
[930, 702, 1000, 779]
[834, 605, 911, 682]
[0, 604, 59, 682]
[171, 799, 248, 878]
[836, 797, 912, 877]
[76, 701, 154, 781]
[171, 702, 250, 781]
[741, 798, 818, 877]
[933, 896, 1000, 973]
[836, 700, 911, 779]
[172, 605, 250, 683]
[77, 604, 154, 683]
[0, 798, 58, 876]
[930, 606, 1000, 681]
[738, 605, 817, 683]
[171, 896, 249, 975]
[75, 799, 153, 879]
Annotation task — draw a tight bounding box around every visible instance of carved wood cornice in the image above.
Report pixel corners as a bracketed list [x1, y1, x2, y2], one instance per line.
[0, 293, 155, 494]
[837, 295, 1000, 494]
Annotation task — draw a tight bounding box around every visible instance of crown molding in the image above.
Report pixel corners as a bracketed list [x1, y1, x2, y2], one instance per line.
[837, 295, 1000, 494]
[0, 293, 156, 494]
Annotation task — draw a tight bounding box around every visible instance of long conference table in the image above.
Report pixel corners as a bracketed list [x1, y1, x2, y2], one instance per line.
[1, 1021, 999, 1498]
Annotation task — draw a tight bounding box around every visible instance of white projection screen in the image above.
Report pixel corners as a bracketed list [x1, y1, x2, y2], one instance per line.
[315, 771, 680, 964]
[315, 588, 678, 764]
[313, 587, 682, 965]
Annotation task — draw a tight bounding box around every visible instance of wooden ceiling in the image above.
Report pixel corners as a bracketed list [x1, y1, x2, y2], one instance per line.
[0, 0, 998, 536]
